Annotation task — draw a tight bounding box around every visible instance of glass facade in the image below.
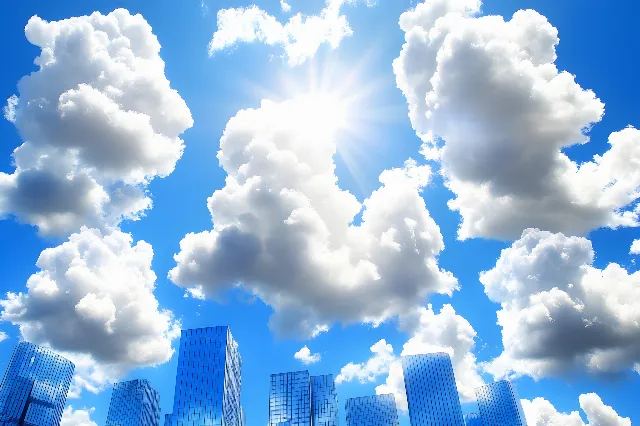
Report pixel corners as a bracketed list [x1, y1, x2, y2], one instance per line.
[106, 379, 161, 426]
[0, 341, 74, 426]
[402, 353, 464, 426]
[165, 326, 242, 426]
[475, 380, 527, 426]
[311, 375, 338, 426]
[463, 413, 483, 426]
[345, 394, 399, 426]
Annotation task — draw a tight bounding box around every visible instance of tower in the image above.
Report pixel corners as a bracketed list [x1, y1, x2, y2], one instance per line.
[475, 380, 527, 426]
[345, 394, 399, 426]
[105, 379, 161, 426]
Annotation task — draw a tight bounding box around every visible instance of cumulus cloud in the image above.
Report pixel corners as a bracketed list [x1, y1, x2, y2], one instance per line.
[0, 9, 192, 236]
[631, 239, 640, 255]
[60, 406, 98, 426]
[394, 0, 640, 240]
[522, 393, 630, 426]
[0, 227, 181, 395]
[169, 96, 457, 338]
[481, 228, 640, 379]
[0, 331, 8, 342]
[337, 305, 483, 409]
[294, 345, 321, 365]
[209, 0, 373, 66]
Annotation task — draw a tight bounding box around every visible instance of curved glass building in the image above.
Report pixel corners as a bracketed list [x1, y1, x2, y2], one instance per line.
[475, 380, 527, 426]
[345, 394, 399, 426]
[105, 379, 161, 426]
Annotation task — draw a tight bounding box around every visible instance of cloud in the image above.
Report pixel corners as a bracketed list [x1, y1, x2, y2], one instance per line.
[0, 331, 8, 342]
[281, 0, 292, 13]
[209, 0, 373, 66]
[60, 406, 98, 426]
[393, 0, 640, 240]
[336, 305, 482, 409]
[480, 228, 640, 379]
[0, 9, 192, 236]
[0, 227, 181, 395]
[522, 393, 630, 426]
[3, 95, 18, 123]
[169, 96, 457, 338]
[631, 239, 640, 255]
[294, 345, 321, 365]
[336, 339, 395, 384]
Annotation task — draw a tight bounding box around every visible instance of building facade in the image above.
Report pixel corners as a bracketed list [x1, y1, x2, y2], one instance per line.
[475, 380, 527, 426]
[463, 412, 483, 426]
[345, 394, 399, 426]
[164, 326, 242, 426]
[0, 341, 74, 426]
[311, 375, 338, 426]
[402, 353, 464, 426]
[105, 379, 161, 426]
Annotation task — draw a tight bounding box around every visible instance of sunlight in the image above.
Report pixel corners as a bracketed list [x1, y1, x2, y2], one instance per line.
[288, 92, 349, 139]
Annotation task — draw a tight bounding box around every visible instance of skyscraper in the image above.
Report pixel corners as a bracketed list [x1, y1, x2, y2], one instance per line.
[105, 379, 161, 426]
[165, 326, 242, 426]
[463, 412, 483, 426]
[345, 394, 399, 426]
[475, 380, 527, 426]
[402, 353, 464, 426]
[0, 341, 74, 426]
[269, 371, 338, 426]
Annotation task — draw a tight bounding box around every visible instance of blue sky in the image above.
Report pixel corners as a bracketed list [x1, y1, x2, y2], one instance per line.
[0, 0, 638, 425]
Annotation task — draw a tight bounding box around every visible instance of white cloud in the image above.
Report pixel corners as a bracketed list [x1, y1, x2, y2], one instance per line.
[60, 406, 98, 426]
[480, 228, 640, 379]
[394, 0, 640, 240]
[631, 239, 640, 255]
[169, 96, 457, 338]
[3, 95, 18, 123]
[522, 393, 630, 426]
[0, 331, 8, 342]
[0, 227, 181, 395]
[0, 9, 192, 236]
[209, 0, 373, 66]
[294, 345, 321, 365]
[336, 339, 395, 384]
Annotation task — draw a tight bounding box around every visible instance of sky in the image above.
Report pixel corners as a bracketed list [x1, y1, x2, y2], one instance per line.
[0, 0, 638, 425]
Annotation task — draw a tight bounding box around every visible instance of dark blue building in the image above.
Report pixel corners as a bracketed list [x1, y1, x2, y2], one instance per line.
[463, 412, 483, 426]
[345, 394, 399, 426]
[0, 341, 74, 426]
[164, 326, 242, 426]
[269, 371, 338, 426]
[475, 380, 527, 426]
[402, 353, 464, 426]
[106, 379, 161, 426]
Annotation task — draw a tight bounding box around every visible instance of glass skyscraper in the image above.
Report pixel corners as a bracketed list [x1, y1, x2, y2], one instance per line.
[105, 379, 161, 426]
[0, 341, 74, 426]
[345, 394, 399, 426]
[475, 380, 527, 426]
[463, 412, 483, 426]
[402, 353, 464, 426]
[165, 326, 242, 426]
[269, 371, 338, 426]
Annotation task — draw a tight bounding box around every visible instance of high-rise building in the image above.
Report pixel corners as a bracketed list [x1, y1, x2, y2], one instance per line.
[105, 379, 161, 426]
[475, 380, 527, 426]
[164, 326, 242, 426]
[402, 353, 464, 426]
[268, 371, 339, 426]
[0, 341, 74, 426]
[463, 412, 483, 426]
[345, 394, 399, 426]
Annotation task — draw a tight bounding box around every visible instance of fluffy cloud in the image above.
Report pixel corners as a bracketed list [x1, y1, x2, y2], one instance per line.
[0, 9, 192, 236]
[60, 406, 98, 426]
[336, 339, 394, 384]
[0, 227, 181, 395]
[631, 239, 640, 255]
[169, 96, 457, 338]
[337, 305, 483, 409]
[0, 331, 8, 342]
[481, 228, 640, 379]
[394, 0, 640, 240]
[294, 345, 321, 365]
[209, 0, 373, 66]
[522, 393, 631, 426]
[281, 0, 292, 13]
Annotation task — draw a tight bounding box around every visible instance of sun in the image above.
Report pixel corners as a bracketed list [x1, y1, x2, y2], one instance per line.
[287, 92, 349, 139]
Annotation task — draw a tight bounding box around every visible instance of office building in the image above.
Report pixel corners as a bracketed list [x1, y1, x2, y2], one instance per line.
[463, 412, 483, 426]
[165, 326, 242, 426]
[106, 379, 161, 426]
[345, 394, 399, 426]
[0, 341, 74, 426]
[269, 371, 338, 426]
[402, 353, 464, 426]
[475, 380, 527, 426]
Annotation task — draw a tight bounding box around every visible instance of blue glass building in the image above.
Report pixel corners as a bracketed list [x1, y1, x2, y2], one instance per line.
[165, 326, 242, 426]
[463, 412, 483, 426]
[475, 380, 527, 426]
[402, 353, 464, 426]
[105, 379, 161, 426]
[269, 371, 338, 426]
[0, 341, 74, 426]
[345, 394, 399, 426]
